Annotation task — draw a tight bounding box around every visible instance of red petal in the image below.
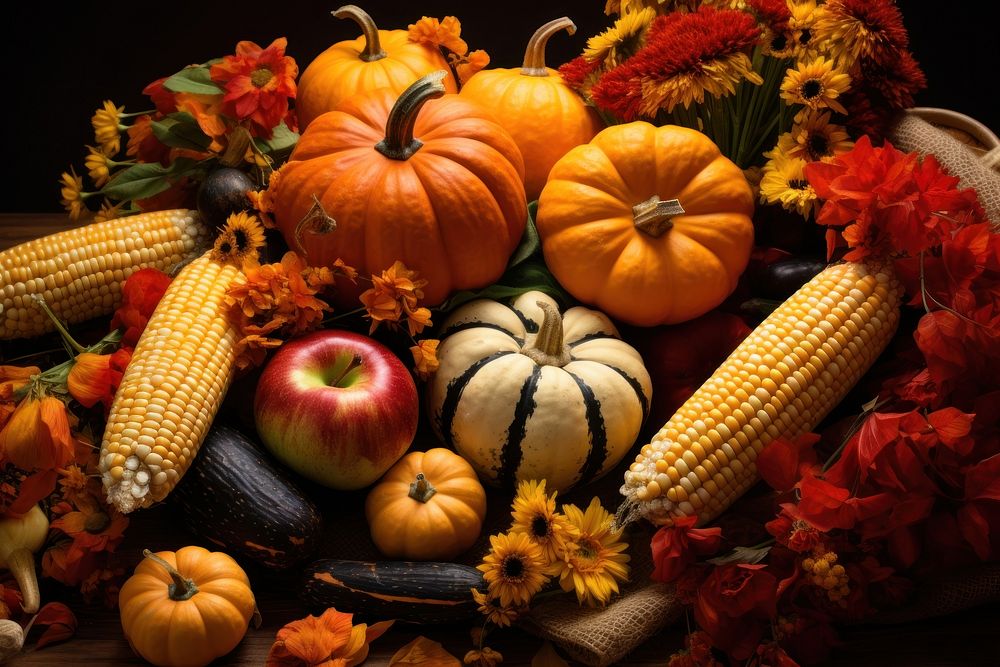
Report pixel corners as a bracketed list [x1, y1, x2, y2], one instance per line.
[31, 602, 78, 649]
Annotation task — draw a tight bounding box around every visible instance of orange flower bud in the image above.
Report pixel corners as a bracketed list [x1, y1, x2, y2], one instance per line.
[67, 349, 131, 409]
[0, 396, 75, 470]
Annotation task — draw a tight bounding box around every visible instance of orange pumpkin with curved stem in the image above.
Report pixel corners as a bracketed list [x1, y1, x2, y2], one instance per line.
[269, 72, 527, 307]
[119, 546, 255, 667]
[459, 17, 603, 201]
[536, 122, 755, 326]
[296, 5, 458, 129]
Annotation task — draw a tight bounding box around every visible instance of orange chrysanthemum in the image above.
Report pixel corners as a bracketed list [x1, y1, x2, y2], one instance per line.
[408, 16, 468, 55]
[67, 348, 132, 410]
[359, 261, 432, 336]
[409, 339, 440, 380]
[452, 49, 491, 85]
[0, 395, 76, 471]
[265, 608, 393, 667]
[210, 38, 298, 138]
[174, 92, 228, 149]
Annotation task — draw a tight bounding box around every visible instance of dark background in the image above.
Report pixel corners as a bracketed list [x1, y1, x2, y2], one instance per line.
[4, 1, 995, 214]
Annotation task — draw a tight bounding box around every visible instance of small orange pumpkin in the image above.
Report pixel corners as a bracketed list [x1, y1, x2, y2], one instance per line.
[119, 547, 256, 667]
[270, 72, 527, 306]
[365, 448, 487, 560]
[536, 122, 755, 326]
[296, 5, 458, 129]
[460, 17, 603, 202]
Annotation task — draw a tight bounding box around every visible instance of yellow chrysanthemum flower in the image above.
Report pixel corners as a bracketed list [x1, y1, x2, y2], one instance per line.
[470, 588, 525, 628]
[212, 211, 267, 266]
[509, 479, 580, 568]
[787, 0, 825, 58]
[553, 497, 630, 607]
[84, 146, 113, 187]
[477, 531, 549, 608]
[640, 52, 763, 115]
[777, 110, 854, 162]
[759, 151, 818, 217]
[59, 168, 90, 220]
[585, 7, 656, 68]
[812, 0, 905, 66]
[91, 100, 125, 156]
[779, 56, 850, 114]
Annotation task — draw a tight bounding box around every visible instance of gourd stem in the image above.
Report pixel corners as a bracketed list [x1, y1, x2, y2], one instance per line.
[7, 548, 40, 614]
[142, 549, 200, 602]
[333, 5, 386, 62]
[521, 17, 576, 76]
[633, 195, 686, 238]
[375, 71, 447, 161]
[521, 300, 571, 367]
[293, 195, 338, 260]
[408, 473, 438, 503]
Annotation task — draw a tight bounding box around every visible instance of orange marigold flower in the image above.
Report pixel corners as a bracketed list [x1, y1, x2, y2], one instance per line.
[210, 38, 298, 139]
[408, 16, 468, 55]
[332, 258, 359, 284]
[0, 395, 76, 471]
[410, 339, 440, 380]
[67, 348, 132, 410]
[57, 465, 91, 500]
[0, 365, 40, 400]
[452, 49, 491, 85]
[126, 115, 171, 166]
[50, 492, 129, 556]
[174, 92, 228, 148]
[246, 189, 277, 228]
[265, 608, 393, 667]
[359, 261, 432, 335]
[111, 268, 172, 348]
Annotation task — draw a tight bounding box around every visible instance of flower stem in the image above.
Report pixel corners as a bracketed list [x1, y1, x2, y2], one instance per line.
[30, 295, 86, 354]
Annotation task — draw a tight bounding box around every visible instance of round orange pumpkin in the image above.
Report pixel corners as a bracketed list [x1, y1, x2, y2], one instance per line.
[365, 448, 487, 560]
[119, 547, 255, 667]
[536, 122, 755, 326]
[270, 72, 528, 306]
[296, 5, 458, 129]
[459, 17, 603, 202]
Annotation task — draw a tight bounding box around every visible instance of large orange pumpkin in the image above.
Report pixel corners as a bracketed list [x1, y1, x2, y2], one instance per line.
[270, 72, 528, 306]
[295, 5, 458, 129]
[460, 17, 603, 202]
[536, 122, 754, 326]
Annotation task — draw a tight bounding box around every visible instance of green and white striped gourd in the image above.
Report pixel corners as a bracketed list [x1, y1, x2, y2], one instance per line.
[427, 291, 652, 492]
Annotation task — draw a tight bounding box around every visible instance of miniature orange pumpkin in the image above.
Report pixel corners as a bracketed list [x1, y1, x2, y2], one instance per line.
[536, 122, 755, 326]
[270, 72, 527, 307]
[460, 17, 603, 201]
[365, 448, 487, 560]
[295, 5, 457, 129]
[119, 547, 255, 667]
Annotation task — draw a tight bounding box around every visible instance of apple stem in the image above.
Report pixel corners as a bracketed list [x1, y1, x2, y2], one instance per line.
[329, 354, 363, 388]
[408, 473, 437, 503]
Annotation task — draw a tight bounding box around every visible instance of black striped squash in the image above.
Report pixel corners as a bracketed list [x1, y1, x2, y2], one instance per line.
[427, 291, 652, 492]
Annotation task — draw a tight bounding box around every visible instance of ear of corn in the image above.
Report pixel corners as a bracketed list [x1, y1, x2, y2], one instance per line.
[620, 261, 903, 526]
[0, 210, 211, 340]
[99, 249, 245, 513]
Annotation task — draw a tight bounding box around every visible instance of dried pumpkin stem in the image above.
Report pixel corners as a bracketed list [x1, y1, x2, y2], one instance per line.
[408, 473, 438, 503]
[333, 5, 386, 62]
[633, 195, 685, 238]
[521, 17, 576, 76]
[375, 71, 447, 161]
[293, 195, 338, 260]
[142, 549, 200, 601]
[521, 300, 570, 367]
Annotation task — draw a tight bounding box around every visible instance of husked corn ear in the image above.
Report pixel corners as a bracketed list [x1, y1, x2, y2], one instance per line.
[0, 209, 211, 340]
[621, 261, 902, 526]
[99, 250, 245, 513]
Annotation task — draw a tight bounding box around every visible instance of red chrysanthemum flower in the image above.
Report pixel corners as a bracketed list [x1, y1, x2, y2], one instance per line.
[747, 0, 791, 33]
[210, 38, 298, 138]
[817, 0, 910, 65]
[841, 49, 926, 138]
[557, 55, 604, 94]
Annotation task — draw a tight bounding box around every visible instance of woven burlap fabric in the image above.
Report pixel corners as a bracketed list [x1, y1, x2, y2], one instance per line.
[888, 111, 1000, 227]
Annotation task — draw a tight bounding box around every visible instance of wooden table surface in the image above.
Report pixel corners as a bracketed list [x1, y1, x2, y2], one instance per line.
[4, 214, 1000, 666]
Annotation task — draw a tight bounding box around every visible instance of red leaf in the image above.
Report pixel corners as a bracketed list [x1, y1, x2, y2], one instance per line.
[856, 412, 905, 476]
[964, 453, 1000, 502]
[30, 602, 78, 649]
[927, 407, 975, 453]
[758, 434, 819, 492]
[957, 504, 992, 561]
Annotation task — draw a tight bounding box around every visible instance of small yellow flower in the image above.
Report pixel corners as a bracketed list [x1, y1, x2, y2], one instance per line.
[93, 199, 127, 223]
[585, 7, 656, 68]
[776, 109, 853, 163]
[470, 588, 525, 628]
[787, 0, 824, 58]
[59, 167, 90, 220]
[84, 146, 114, 187]
[553, 497, 630, 607]
[464, 646, 503, 667]
[410, 339, 440, 380]
[212, 211, 267, 265]
[477, 531, 549, 608]
[509, 479, 579, 568]
[92, 100, 125, 156]
[759, 150, 818, 218]
[779, 56, 851, 114]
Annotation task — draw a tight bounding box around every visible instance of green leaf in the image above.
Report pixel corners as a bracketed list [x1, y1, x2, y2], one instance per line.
[150, 113, 213, 152]
[163, 66, 223, 95]
[100, 158, 198, 201]
[255, 121, 299, 156]
[507, 201, 540, 268]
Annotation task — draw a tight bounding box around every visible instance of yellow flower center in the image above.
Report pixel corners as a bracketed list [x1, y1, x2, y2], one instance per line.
[251, 67, 274, 88]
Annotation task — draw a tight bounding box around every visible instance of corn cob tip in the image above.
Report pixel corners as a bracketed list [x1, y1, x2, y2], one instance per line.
[102, 454, 158, 514]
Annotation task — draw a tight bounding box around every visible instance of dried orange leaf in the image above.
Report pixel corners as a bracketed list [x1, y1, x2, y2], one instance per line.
[389, 636, 460, 666]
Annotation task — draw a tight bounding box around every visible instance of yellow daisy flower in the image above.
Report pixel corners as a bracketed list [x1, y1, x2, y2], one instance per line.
[59, 168, 91, 220]
[91, 100, 125, 156]
[759, 151, 817, 217]
[779, 56, 850, 114]
[470, 588, 526, 628]
[554, 497, 630, 607]
[509, 479, 579, 568]
[585, 7, 656, 68]
[776, 110, 853, 162]
[477, 531, 549, 608]
[84, 146, 114, 187]
[787, 0, 825, 58]
[212, 211, 267, 266]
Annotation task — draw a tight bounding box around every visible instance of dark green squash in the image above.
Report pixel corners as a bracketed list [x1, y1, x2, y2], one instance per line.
[759, 258, 827, 300]
[301, 559, 485, 624]
[171, 425, 322, 568]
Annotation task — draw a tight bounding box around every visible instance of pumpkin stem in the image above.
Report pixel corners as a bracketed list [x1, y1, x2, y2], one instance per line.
[142, 549, 200, 602]
[633, 195, 685, 238]
[333, 5, 386, 62]
[521, 300, 571, 367]
[522, 17, 576, 76]
[408, 473, 438, 503]
[375, 71, 447, 161]
[293, 195, 338, 259]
